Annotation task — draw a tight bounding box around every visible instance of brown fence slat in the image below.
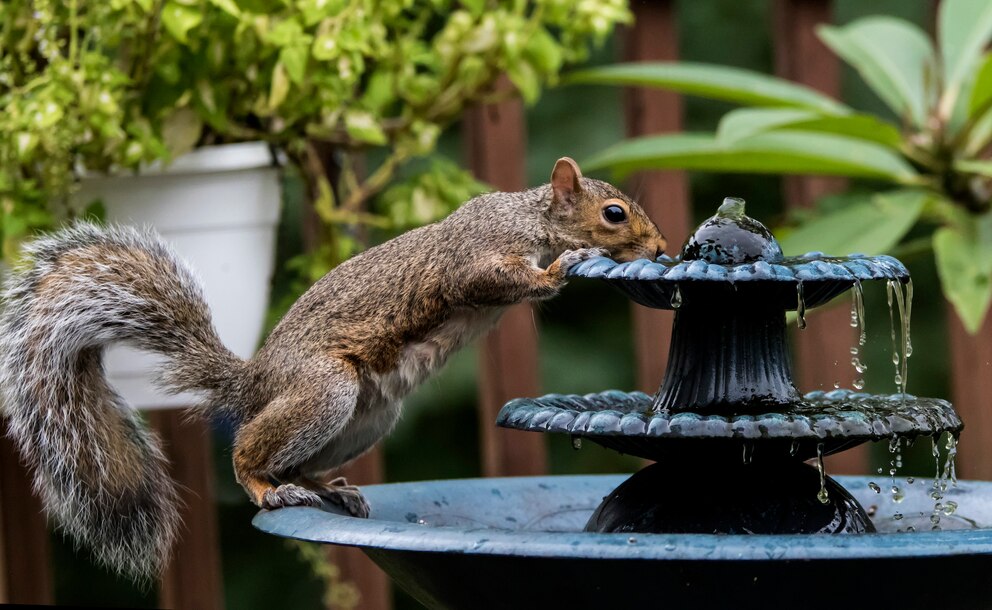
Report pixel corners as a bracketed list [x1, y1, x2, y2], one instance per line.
[0, 426, 52, 605]
[325, 450, 391, 610]
[948, 310, 992, 479]
[148, 410, 224, 610]
[623, 0, 692, 394]
[772, 0, 867, 474]
[464, 76, 547, 477]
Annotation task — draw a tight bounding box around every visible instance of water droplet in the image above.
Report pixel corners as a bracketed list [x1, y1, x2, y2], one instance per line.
[853, 379, 865, 390]
[907, 477, 915, 485]
[742, 442, 754, 465]
[571, 437, 582, 450]
[815, 443, 829, 504]
[892, 486, 905, 503]
[796, 282, 807, 330]
[670, 284, 682, 309]
[868, 482, 881, 494]
[943, 501, 958, 515]
[893, 513, 904, 521]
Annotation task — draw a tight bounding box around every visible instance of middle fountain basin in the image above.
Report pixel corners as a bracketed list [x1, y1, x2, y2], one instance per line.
[254, 474, 992, 610]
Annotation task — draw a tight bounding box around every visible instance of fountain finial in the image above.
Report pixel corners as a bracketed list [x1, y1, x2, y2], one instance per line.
[681, 196, 784, 264]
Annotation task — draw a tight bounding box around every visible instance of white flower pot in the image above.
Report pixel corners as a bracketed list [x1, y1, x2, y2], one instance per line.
[75, 141, 282, 409]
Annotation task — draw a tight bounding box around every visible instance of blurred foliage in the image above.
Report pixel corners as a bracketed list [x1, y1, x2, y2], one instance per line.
[0, 0, 630, 260]
[574, 0, 992, 334]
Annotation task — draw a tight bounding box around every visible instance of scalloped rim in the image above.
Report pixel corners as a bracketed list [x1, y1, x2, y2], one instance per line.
[568, 253, 910, 284]
[497, 389, 962, 440]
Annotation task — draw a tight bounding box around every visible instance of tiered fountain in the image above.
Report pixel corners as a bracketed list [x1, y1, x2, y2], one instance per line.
[255, 198, 992, 610]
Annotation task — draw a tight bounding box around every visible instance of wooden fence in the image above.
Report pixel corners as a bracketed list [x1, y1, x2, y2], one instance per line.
[1, 0, 989, 607]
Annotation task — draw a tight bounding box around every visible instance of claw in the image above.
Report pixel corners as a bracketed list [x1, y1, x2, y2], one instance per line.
[262, 484, 322, 510]
[303, 476, 371, 518]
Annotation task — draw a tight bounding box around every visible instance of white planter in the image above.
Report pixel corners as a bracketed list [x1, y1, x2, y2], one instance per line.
[75, 141, 282, 409]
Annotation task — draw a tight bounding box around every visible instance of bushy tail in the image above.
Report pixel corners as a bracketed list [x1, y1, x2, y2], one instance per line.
[0, 222, 246, 580]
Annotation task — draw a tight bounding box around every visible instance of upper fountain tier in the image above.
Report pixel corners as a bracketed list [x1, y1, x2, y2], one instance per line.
[567, 197, 908, 311]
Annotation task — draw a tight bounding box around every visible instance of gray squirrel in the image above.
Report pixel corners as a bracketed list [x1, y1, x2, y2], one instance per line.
[0, 157, 667, 579]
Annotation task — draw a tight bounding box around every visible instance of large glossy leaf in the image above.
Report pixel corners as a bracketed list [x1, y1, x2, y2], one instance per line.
[968, 53, 992, 114]
[953, 159, 992, 178]
[717, 107, 903, 148]
[934, 212, 992, 334]
[938, 0, 992, 120]
[776, 190, 928, 257]
[583, 132, 918, 183]
[563, 62, 848, 114]
[818, 18, 935, 128]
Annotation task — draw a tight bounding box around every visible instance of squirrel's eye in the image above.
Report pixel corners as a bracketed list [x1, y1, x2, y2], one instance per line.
[603, 204, 627, 223]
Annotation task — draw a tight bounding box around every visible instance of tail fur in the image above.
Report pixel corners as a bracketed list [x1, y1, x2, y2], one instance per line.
[0, 222, 245, 579]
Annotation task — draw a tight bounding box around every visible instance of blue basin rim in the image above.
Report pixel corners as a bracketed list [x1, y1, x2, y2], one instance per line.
[252, 475, 992, 561]
[568, 253, 909, 284]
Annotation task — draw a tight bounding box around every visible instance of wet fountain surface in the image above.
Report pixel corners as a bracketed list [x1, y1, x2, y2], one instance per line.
[255, 197, 990, 609]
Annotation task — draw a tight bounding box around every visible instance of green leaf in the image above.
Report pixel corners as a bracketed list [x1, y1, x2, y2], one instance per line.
[161, 106, 203, 158]
[938, 0, 992, 119]
[207, 0, 240, 17]
[968, 53, 992, 114]
[818, 18, 935, 127]
[583, 132, 918, 183]
[507, 60, 540, 104]
[776, 190, 928, 257]
[717, 108, 903, 148]
[279, 45, 308, 85]
[934, 213, 992, 334]
[953, 159, 992, 177]
[564, 62, 848, 114]
[717, 108, 818, 144]
[161, 2, 203, 44]
[344, 110, 388, 146]
[268, 62, 290, 110]
[267, 18, 304, 47]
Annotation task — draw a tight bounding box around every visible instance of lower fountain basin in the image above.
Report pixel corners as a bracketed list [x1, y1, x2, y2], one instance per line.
[254, 475, 992, 610]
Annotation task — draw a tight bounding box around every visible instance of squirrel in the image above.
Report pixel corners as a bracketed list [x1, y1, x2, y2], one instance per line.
[0, 157, 667, 579]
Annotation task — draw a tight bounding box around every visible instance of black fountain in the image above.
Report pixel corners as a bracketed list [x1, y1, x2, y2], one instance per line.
[255, 198, 992, 610]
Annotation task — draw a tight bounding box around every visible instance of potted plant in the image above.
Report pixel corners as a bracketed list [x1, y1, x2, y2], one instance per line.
[1, 0, 631, 407]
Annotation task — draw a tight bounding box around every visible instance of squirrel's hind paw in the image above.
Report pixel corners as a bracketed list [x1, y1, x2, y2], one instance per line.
[312, 476, 371, 518]
[262, 484, 322, 510]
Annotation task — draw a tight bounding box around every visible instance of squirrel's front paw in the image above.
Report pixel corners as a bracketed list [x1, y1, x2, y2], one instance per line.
[556, 247, 611, 273]
[262, 484, 322, 510]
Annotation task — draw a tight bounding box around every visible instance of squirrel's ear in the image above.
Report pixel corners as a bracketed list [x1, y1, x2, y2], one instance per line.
[551, 157, 583, 206]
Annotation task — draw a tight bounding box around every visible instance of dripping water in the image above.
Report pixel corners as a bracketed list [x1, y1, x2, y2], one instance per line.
[742, 442, 754, 465]
[816, 443, 829, 504]
[885, 279, 912, 397]
[888, 437, 904, 504]
[571, 436, 582, 450]
[849, 280, 867, 390]
[796, 281, 807, 330]
[928, 432, 960, 530]
[670, 284, 682, 309]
